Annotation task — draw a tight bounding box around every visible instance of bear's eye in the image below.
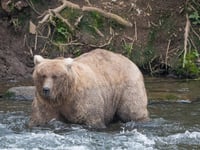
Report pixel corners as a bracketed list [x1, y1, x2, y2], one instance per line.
[52, 75, 57, 79]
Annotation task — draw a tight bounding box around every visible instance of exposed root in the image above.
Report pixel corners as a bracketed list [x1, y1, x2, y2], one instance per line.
[53, 11, 74, 31]
[82, 6, 133, 27]
[74, 15, 83, 27]
[165, 39, 171, 70]
[191, 25, 200, 41]
[39, 14, 50, 24]
[85, 0, 92, 6]
[134, 21, 137, 41]
[183, 14, 190, 68]
[38, 0, 80, 24]
[89, 34, 114, 48]
[93, 26, 104, 37]
[34, 33, 38, 51]
[55, 0, 80, 12]
[52, 40, 84, 47]
[38, 0, 132, 28]
[25, 0, 41, 15]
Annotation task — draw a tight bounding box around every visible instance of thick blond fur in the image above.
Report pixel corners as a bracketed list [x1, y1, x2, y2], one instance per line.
[29, 49, 149, 128]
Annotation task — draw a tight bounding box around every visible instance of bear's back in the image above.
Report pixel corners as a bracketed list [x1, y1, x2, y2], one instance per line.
[74, 49, 142, 82]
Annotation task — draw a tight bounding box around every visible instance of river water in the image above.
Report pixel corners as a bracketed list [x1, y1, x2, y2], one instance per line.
[0, 78, 200, 149]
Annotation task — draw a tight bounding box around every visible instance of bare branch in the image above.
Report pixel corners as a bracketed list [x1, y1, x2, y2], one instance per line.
[82, 6, 133, 27]
[165, 39, 171, 70]
[183, 14, 190, 68]
[38, 0, 80, 24]
[53, 11, 74, 31]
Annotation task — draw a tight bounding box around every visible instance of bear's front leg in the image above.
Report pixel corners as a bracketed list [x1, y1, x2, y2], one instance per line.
[85, 117, 106, 129]
[85, 108, 106, 129]
[29, 98, 59, 127]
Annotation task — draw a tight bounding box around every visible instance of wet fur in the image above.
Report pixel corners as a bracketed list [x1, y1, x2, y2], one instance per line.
[29, 49, 149, 128]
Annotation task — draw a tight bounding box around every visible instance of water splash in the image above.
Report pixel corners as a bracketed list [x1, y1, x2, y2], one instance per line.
[0, 99, 200, 149]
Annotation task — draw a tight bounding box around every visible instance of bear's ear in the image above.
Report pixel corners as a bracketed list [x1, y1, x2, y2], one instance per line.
[34, 55, 44, 65]
[64, 58, 73, 65]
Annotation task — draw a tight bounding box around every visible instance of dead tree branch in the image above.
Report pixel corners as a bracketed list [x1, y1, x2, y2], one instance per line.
[82, 6, 133, 27]
[38, 0, 80, 24]
[183, 14, 190, 68]
[38, 0, 133, 29]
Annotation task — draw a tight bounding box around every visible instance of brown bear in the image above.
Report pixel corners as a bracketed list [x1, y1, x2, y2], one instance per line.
[29, 49, 149, 128]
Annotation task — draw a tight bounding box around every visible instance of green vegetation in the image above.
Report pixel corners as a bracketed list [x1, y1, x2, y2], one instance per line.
[78, 11, 104, 36]
[188, 0, 200, 25]
[175, 51, 200, 78]
[7, 1, 15, 11]
[78, 11, 123, 37]
[4, 0, 197, 79]
[122, 42, 133, 59]
[174, 0, 200, 78]
[47, 6, 125, 53]
[51, 16, 73, 43]
[189, 11, 200, 25]
[128, 15, 174, 74]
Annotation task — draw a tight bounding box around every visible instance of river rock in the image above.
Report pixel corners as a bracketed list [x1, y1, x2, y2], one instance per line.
[7, 86, 35, 100]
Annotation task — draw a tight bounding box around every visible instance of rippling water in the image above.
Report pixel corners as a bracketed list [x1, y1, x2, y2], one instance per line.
[1, 78, 200, 149]
[0, 99, 200, 149]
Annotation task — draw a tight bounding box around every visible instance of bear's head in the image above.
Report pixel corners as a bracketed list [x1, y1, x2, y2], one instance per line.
[33, 55, 74, 104]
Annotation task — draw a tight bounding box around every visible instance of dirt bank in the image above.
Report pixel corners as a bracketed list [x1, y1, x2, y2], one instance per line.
[1, 0, 196, 82]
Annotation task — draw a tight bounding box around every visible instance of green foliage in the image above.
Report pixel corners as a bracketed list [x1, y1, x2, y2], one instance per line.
[51, 17, 73, 43]
[78, 11, 104, 36]
[78, 11, 123, 37]
[175, 51, 200, 78]
[122, 42, 133, 58]
[7, 1, 15, 11]
[89, 11, 104, 29]
[188, 0, 200, 25]
[189, 11, 200, 25]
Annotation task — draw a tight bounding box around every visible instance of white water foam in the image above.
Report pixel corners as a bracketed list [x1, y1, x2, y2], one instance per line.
[0, 132, 90, 149]
[153, 130, 200, 148]
[1, 122, 200, 149]
[0, 129, 156, 150]
[164, 130, 200, 145]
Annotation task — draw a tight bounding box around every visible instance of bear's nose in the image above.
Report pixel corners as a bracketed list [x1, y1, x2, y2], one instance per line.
[43, 87, 50, 96]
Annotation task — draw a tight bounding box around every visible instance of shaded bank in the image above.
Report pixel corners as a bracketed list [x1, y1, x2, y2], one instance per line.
[0, 0, 199, 81]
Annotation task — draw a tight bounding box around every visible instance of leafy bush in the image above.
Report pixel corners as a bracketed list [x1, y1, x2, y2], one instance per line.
[175, 51, 200, 78]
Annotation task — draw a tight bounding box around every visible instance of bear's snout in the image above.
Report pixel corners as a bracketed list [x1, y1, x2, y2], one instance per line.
[43, 87, 50, 97]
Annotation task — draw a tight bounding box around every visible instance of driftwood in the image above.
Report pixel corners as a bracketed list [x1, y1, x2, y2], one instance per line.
[38, 0, 132, 28]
